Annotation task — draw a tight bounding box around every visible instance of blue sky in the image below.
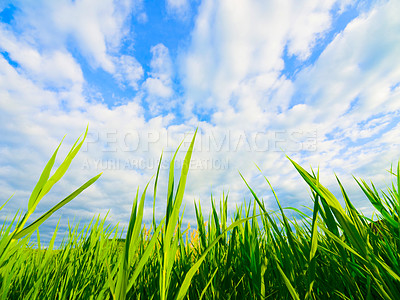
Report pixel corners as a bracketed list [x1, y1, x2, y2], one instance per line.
[1, 0, 400, 244]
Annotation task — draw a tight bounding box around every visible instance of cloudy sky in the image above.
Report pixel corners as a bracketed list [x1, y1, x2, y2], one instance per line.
[1, 0, 399, 243]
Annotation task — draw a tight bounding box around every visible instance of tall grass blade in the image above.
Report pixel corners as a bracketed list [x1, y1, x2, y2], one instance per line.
[153, 152, 163, 230]
[288, 157, 368, 257]
[160, 128, 197, 300]
[13, 173, 102, 240]
[176, 215, 260, 300]
[275, 260, 300, 300]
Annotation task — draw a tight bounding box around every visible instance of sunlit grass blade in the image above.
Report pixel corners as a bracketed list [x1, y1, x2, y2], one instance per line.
[166, 142, 182, 228]
[257, 166, 302, 267]
[36, 228, 41, 251]
[337, 176, 367, 239]
[165, 128, 198, 245]
[27, 138, 64, 211]
[114, 179, 153, 300]
[176, 215, 261, 300]
[305, 192, 319, 300]
[13, 126, 94, 236]
[199, 267, 219, 300]
[355, 177, 399, 229]
[0, 195, 13, 212]
[287, 156, 368, 257]
[3, 131, 400, 299]
[13, 173, 102, 240]
[35, 127, 88, 205]
[160, 128, 197, 300]
[153, 152, 163, 230]
[127, 218, 165, 292]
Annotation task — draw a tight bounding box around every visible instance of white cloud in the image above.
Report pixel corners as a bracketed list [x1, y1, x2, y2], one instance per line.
[0, 55, 170, 232]
[181, 0, 340, 117]
[149, 44, 173, 81]
[0, 24, 83, 90]
[8, 0, 140, 75]
[166, 0, 190, 19]
[177, 0, 400, 220]
[261, 0, 400, 213]
[286, 0, 335, 60]
[132, 0, 148, 23]
[291, 0, 400, 137]
[145, 78, 173, 98]
[113, 55, 144, 90]
[143, 44, 174, 111]
[0, 56, 59, 117]
[1, 0, 149, 95]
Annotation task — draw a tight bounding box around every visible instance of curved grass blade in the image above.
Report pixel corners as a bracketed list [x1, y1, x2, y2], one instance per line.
[27, 138, 64, 211]
[153, 152, 163, 230]
[13, 173, 102, 240]
[0, 195, 13, 211]
[199, 267, 219, 300]
[161, 128, 197, 300]
[275, 260, 300, 300]
[15, 126, 90, 235]
[305, 192, 320, 300]
[355, 177, 399, 229]
[287, 156, 368, 258]
[127, 218, 165, 292]
[175, 214, 259, 300]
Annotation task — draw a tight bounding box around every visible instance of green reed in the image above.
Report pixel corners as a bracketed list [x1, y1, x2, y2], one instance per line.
[0, 128, 399, 299]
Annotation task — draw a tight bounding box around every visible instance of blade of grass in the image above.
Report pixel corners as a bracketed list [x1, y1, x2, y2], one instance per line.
[287, 157, 368, 258]
[176, 215, 262, 300]
[13, 173, 102, 240]
[275, 260, 300, 300]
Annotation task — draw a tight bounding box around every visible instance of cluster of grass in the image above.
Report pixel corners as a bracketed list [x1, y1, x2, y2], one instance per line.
[1, 128, 400, 299]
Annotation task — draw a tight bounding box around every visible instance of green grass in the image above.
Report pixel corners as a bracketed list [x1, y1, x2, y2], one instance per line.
[1, 128, 400, 299]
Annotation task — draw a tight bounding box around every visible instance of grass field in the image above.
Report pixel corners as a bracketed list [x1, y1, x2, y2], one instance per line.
[1, 128, 399, 299]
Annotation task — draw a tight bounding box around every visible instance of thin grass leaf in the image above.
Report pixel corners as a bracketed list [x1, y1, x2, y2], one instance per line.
[176, 215, 261, 300]
[27, 138, 64, 211]
[305, 192, 319, 300]
[13, 173, 102, 240]
[0, 195, 13, 211]
[35, 127, 88, 206]
[275, 260, 300, 300]
[153, 152, 163, 230]
[288, 157, 368, 258]
[128, 219, 165, 291]
[165, 129, 197, 246]
[114, 180, 152, 300]
[199, 267, 219, 300]
[355, 177, 399, 229]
